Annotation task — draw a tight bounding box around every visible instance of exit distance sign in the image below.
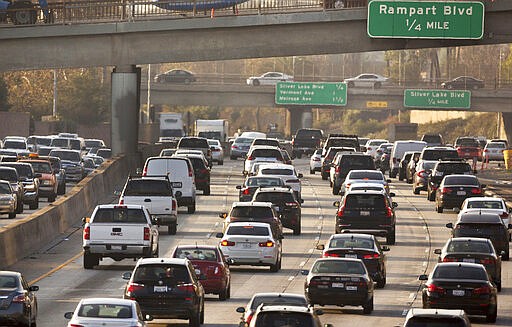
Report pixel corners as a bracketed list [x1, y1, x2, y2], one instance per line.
[367, 1, 484, 39]
[404, 89, 471, 109]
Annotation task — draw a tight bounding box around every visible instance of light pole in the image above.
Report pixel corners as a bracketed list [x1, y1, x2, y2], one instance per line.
[53, 69, 57, 118]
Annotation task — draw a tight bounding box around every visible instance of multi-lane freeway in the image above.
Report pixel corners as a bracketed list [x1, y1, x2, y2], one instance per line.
[7, 158, 512, 327]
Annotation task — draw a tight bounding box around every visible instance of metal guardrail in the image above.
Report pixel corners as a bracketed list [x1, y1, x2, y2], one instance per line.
[0, 0, 368, 25]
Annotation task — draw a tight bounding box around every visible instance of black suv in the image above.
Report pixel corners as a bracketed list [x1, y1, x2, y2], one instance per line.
[321, 147, 355, 180]
[427, 159, 472, 201]
[252, 186, 302, 235]
[292, 128, 324, 158]
[122, 258, 205, 327]
[331, 154, 375, 194]
[177, 137, 212, 166]
[446, 212, 511, 260]
[322, 134, 360, 155]
[334, 190, 397, 244]
[236, 176, 286, 202]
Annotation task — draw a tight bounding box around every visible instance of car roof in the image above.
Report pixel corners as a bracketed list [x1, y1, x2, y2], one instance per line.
[435, 262, 485, 269]
[457, 212, 502, 223]
[96, 204, 145, 210]
[226, 222, 271, 228]
[328, 233, 374, 240]
[448, 237, 491, 243]
[406, 308, 466, 319]
[79, 298, 136, 305]
[464, 197, 503, 202]
[255, 305, 312, 314]
[345, 189, 385, 195]
[137, 257, 188, 265]
[257, 163, 295, 170]
[0, 271, 20, 277]
[251, 292, 306, 299]
[231, 201, 273, 208]
[174, 244, 218, 250]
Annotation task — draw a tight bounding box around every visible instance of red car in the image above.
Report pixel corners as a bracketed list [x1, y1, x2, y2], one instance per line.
[455, 137, 482, 161]
[171, 245, 231, 300]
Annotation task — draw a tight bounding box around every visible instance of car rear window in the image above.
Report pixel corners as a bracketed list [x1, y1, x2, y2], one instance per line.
[235, 138, 253, 144]
[406, 317, 467, 327]
[457, 139, 480, 147]
[251, 149, 282, 159]
[1, 164, 33, 179]
[250, 296, 308, 310]
[345, 194, 386, 209]
[132, 264, 190, 284]
[260, 168, 293, 176]
[443, 176, 478, 186]
[24, 161, 52, 174]
[436, 163, 471, 173]
[466, 200, 503, 210]
[295, 129, 322, 139]
[329, 237, 374, 249]
[0, 183, 11, 194]
[422, 149, 458, 160]
[179, 138, 208, 148]
[312, 260, 365, 274]
[246, 178, 283, 187]
[226, 225, 270, 236]
[93, 208, 147, 223]
[78, 304, 133, 319]
[0, 276, 17, 288]
[327, 138, 359, 150]
[255, 312, 314, 327]
[340, 156, 374, 169]
[348, 171, 383, 180]
[174, 248, 218, 261]
[124, 180, 172, 196]
[230, 206, 273, 218]
[253, 139, 279, 147]
[486, 142, 506, 149]
[447, 240, 492, 253]
[254, 192, 295, 203]
[50, 150, 81, 162]
[433, 266, 487, 280]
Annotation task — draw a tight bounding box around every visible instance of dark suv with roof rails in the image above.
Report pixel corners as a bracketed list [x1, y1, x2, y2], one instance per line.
[427, 159, 473, 201]
[331, 153, 375, 194]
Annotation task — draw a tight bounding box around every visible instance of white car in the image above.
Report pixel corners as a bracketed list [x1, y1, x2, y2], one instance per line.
[217, 222, 282, 272]
[207, 139, 224, 165]
[347, 182, 395, 197]
[309, 149, 322, 174]
[459, 197, 512, 239]
[246, 72, 293, 86]
[483, 141, 507, 162]
[344, 73, 389, 88]
[365, 139, 389, 158]
[243, 146, 284, 176]
[0, 180, 17, 219]
[64, 298, 152, 327]
[340, 170, 391, 195]
[255, 163, 303, 201]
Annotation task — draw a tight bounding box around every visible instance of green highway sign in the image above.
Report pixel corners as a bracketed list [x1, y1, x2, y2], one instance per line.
[368, 1, 484, 39]
[275, 82, 347, 106]
[404, 89, 471, 109]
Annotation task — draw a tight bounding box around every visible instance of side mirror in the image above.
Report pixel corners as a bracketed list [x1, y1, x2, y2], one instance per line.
[122, 272, 132, 280]
[382, 246, 390, 252]
[28, 285, 39, 292]
[175, 191, 182, 198]
[215, 232, 223, 238]
[386, 179, 391, 183]
[236, 307, 246, 314]
[433, 249, 441, 255]
[279, 235, 284, 240]
[235, 185, 242, 190]
[300, 199, 304, 204]
[508, 224, 512, 229]
[144, 314, 153, 322]
[316, 244, 325, 250]
[392, 202, 398, 208]
[333, 201, 340, 207]
[481, 184, 487, 189]
[298, 173, 303, 178]
[508, 207, 512, 213]
[301, 269, 309, 275]
[64, 312, 73, 319]
[446, 223, 454, 229]
[219, 212, 228, 219]
[454, 207, 460, 214]
[82, 217, 90, 224]
[500, 251, 506, 257]
[418, 274, 428, 281]
[314, 309, 324, 316]
[389, 192, 396, 197]
[226, 258, 235, 265]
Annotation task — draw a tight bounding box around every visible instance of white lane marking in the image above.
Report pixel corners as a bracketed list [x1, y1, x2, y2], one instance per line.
[425, 236, 429, 241]
[299, 261, 306, 267]
[319, 216, 323, 220]
[308, 249, 314, 253]
[402, 309, 409, 316]
[418, 216, 423, 219]
[315, 237, 320, 241]
[288, 276, 294, 281]
[214, 222, 219, 227]
[422, 261, 427, 267]
[409, 293, 415, 299]
[206, 233, 211, 238]
[425, 248, 429, 253]
[317, 207, 321, 211]
[317, 226, 322, 230]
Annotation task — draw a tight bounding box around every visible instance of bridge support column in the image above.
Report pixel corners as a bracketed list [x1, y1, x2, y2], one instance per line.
[111, 65, 141, 156]
[501, 112, 512, 144]
[287, 107, 312, 136]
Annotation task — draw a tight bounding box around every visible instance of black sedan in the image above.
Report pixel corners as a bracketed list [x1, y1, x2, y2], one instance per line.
[446, 212, 511, 260]
[235, 176, 285, 202]
[420, 262, 497, 322]
[0, 271, 39, 327]
[316, 233, 389, 288]
[441, 76, 484, 90]
[154, 69, 196, 84]
[434, 237, 502, 291]
[435, 174, 486, 213]
[302, 258, 374, 314]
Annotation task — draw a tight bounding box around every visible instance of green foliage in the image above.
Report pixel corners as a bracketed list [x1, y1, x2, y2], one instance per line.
[0, 74, 9, 112]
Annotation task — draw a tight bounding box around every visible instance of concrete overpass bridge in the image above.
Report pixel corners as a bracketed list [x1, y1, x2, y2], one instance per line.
[1, 1, 512, 152]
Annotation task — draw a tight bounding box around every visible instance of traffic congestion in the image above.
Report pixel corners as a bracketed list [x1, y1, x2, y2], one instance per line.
[1, 130, 512, 327]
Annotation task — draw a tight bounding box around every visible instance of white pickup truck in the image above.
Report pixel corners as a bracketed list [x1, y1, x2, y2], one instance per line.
[82, 204, 159, 269]
[118, 176, 180, 235]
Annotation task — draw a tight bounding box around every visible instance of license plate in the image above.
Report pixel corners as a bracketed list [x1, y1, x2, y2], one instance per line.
[242, 243, 252, 249]
[171, 182, 182, 188]
[154, 286, 168, 292]
[332, 282, 344, 288]
[457, 191, 466, 195]
[360, 211, 370, 216]
[345, 254, 358, 258]
[111, 245, 122, 250]
[452, 290, 465, 296]
[463, 258, 475, 263]
[346, 286, 358, 291]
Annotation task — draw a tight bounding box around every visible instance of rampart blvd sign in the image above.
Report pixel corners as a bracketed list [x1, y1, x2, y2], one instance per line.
[404, 89, 471, 109]
[368, 1, 484, 39]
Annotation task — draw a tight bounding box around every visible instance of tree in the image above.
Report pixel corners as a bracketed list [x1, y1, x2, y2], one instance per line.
[0, 74, 10, 112]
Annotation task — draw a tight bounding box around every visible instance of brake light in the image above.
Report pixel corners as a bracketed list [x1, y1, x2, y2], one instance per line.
[427, 284, 445, 294]
[480, 258, 494, 265]
[83, 226, 90, 240]
[12, 294, 26, 303]
[232, 145, 238, 149]
[441, 187, 452, 194]
[172, 199, 177, 211]
[119, 197, 124, 205]
[221, 240, 235, 246]
[363, 253, 379, 259]
[242, 188, 251, 195]
[177, 284, 195, 293]
[126, 282, 144, 297]
[68, 324, 85, 327]
[246, 314, 254, 325]
[259, 240, 274, 247]
[142, 166, 147, 176]
[337, 205, 345, 218]
[473, 286, 491, 294]
[323, 252, 340, 257]
[313, 157, 321, 162]
[392, 157, 397, 164]
[367, 147, 372, 151]
[285, 202, 299, 208]
[335, 166, 340, 173]
[385, 207, 393, 218]
[188, 165, 193, 177]
[442, 257, 457, 262]
[483, 149, 489, 152]
[417, 170, 426, 178]
[500, 212, 509, 219]
[143, 227, 150, 241]
[471, 188, 482, 195]
[247, 156, 254, 161]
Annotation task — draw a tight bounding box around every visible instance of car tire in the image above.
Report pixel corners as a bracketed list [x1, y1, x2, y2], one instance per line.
[200, 304, 205, 324]
[321, 172, 328, 180]
[376, 276, 386, 289]
[29, 200, 39, 210]
[189, 310, 201, 327]
[413, 187, 420, 195]
[153, 245, 159, 258]
[219, 160, 224, 166]
[296, 152, 302, 159]
[332, 187, 339, 195]
[486, 304, 497, 323]
[253, 79, 260, 86]
[386, 231, 396, 245]
[389, 171, 396, 178]
[447, 84, 453, 90]
[219, 286, 229, 301]
[203, 186, 210, 196]
[310, 168, 314, 174]
[83, 251, 99, 269]
[502, 250, 509, 261]
[428, 191, 436, 202]
[16, 200, 23, 214]
[168, 224, 177, 235]
[8, 212, 16, 219]
[293, 222, 301, 236]
[230, 155, 236, 160]
[497, 280, 502, 292]
[362, 296, 374, 314]
[188, 203, 196, 214]
[57, 183, 65, 195]
[270, 258, 280, 272]
[48, 194, 56, 203]
[436, 205, 443, 213]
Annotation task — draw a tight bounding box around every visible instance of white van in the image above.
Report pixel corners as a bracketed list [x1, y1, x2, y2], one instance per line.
[143, 156, 197, 213]
[389, 140, 427, 178]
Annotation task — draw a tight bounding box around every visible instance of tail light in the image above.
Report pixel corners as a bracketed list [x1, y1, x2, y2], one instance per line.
[126, 282, 144, 297]
[337, 205, 345, 218]
[119, 197, 124, 205]
[442, 257, 457, 262]
[188, 165, 193, 177]
[247, 156, 254, 161]
[285, 202, 299, 208]
[177, 284, 195, 293]
[367, 147, 372, 151]
[242, 188, 251, 195]
[232, 145, 238, 149]
[480, 258, 494, 265]
[172, 199, 177, 211]
[12, 294, 26, 303]
[221, 240, 235, 246]
[441, 187, 452, 194]
[499, 212, 509, 219]
[200, 169, 209, 175]
[363, 253, 379, 259]
[143, 227, 150, 241]
[246, 314, 255, 325]
[335, 166, 340, 173]
[313, 157, 321, 162]
[385, 206, 393, 218]
[427, 284, 445, 294]
[142, 166, 147, 176]
[322, 252, 340, 257]
[83, 226, 90, 240]
[259, 240, 274, 247]
[69, 324, 85, 327]
[212, 148, 220, 152]
[473, 286, 491, 294]
[483, 149, 489, 152]
[392, 157, 397, 164]
[471, 188, 482, 194]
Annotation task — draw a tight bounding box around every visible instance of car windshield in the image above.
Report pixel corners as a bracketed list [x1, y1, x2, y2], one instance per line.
[230, 206, 273, 218]
[348, 171, 383, 180]
[312, 260, 365, 274]
[406, 317, 467, 327]
[50, 150, 81, 162]
[422, 150, 458, 160]
[447, 240, 492, 253]
[260, 168, 293, 176]
[123, 180, 172, 196]
[0, 183, 11, 194]
[78, 304, 132, 319]
[254, 312, 314, 327]
[433, 266, 487, 280]
[175, 248, 218, 261]
[226, 225, 270, 236]
[250, 296, 308, 310]
[443, 176, 478, 186]
[329, 237, 374, 249]
[254, 192, 295, 203]
[26, 161, 52, 174]
[93, 208, 147, 223]
[246, 178, 283, 187]
[466, 200, 503, 210]
[4, 140, 25, 149]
